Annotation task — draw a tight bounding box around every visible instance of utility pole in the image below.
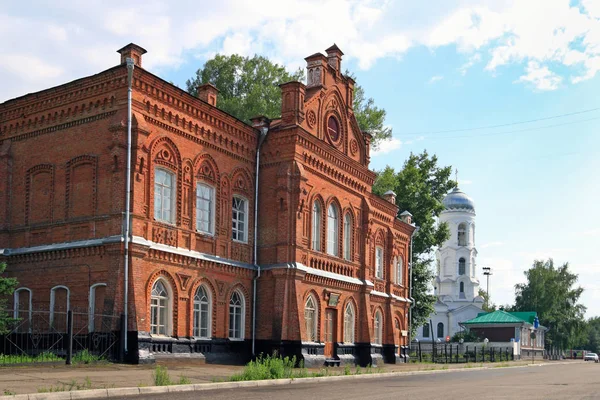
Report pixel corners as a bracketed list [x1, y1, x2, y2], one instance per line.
[482, 266, 492, 308]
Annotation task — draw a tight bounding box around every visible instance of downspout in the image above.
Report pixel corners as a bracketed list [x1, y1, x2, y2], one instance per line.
[123, 58, 135, 354]
[252, 125, 269, 357]
[408, 226, 419, 345]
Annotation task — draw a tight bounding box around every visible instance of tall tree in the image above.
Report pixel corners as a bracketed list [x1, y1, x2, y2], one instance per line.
[513, 259, 586, 350]
[372, 151, 456, 335]
[0, 262, 18, 334]
[186, 56, 390, 147]
[478, 288, 496, 313]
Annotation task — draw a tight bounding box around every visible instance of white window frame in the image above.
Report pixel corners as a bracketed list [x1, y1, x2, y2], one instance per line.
[312, 201, 322, 251]
[150, 279, 172, 336]
[375, 246, 384, 279]
[88, 283, 107, 332]
[396, 256, 403, 285]
[326, 203, 339, 256]
[232, 196, 248, 243]
[50, 285, 70, 330]
[196, 183, 215, 235]
[343, 213, 352, 261]
[343, 302, 355, 343]
[305, 295, 318, 342]
[193, 285, 212, 339]
[374, 310, 383, 345]
[154, 168, 176, 224]
[228, 290, 245, 340]
[458, 223, 467, 246]
[437, 322, 444, 338]
[458, 257, 466, 276]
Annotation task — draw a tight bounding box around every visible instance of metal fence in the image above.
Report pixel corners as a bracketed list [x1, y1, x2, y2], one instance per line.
[1, 307, 121, 366]
[409, 342, 515, 363]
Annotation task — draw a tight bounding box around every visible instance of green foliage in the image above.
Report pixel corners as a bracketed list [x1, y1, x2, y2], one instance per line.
[153, 365, 173, 386]
[0, 351, 62, 365]
[72, 349, 105, 364]
[346, 71, 391, 148]
[451, 330, 481, 343]
[229, 354, 296, 381]
[372, 152, 456, 335]
[343, 364, 351, 375]
[186, 54, 304, 123]
[513, 259, 586, 350]
[478, 289, 496, 312]
[178, 375, 191, 385]
[38, 377, 93, 393]
[0, 262, 18, 334]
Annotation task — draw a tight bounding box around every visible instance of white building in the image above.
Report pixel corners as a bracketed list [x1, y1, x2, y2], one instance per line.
[415, 187, 484, 342]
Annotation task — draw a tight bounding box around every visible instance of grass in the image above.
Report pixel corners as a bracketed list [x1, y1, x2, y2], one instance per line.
[38, 377, 93, 393]
[152, 365, 192, 386]
[0, 351, 62, 365]
[72, 349, 106, 364]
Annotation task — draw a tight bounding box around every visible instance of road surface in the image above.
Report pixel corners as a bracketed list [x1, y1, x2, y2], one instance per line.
[137, 362, 600, 400]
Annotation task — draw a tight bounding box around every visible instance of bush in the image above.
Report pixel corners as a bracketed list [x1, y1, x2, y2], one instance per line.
[230, 354, 296, 381]
[153, 366, 173, 386]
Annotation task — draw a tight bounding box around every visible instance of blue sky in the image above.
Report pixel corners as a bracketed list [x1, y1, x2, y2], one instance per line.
[2, 0, 599, 316]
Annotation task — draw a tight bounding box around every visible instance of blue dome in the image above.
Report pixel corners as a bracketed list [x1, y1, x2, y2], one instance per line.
[442, 187, 475, 212]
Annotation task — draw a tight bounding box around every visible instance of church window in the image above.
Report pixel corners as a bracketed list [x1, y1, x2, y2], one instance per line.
[232, 196, 248, 242]
[305, 295, 318, 342]
[193, 285, 212, 339]
[374, 310, 383, 345]
[196, 183, 215, 235]
[312, 201, 322, 251]
[459, 258, 466, 275]
[154, 168, 175, 224]
[375, 247, 384, 279]
[437, 322, 444, 338]
[458, 223, 467, 246]
[396, 256, 403, 285]
[343, 302, 355, 343]
[229, 290, 245, 339]
[327, 116, 340, 142]
[423, 324, 430, 338]
[327, 203, 339, 256]
[460, 281, 465, 293]
[343, 213, 352, 261]
[150, 280, 171, 336]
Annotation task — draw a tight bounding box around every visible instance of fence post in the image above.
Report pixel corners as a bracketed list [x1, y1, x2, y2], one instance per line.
[466, 345, 469, 363]
[418, 341, 422, 363]
[445, 343, 448, 364]
[66, 310, 73, 365]
[456, 345, 459, 363]
[449, 343, 453, 363]
[474, 346, 477, 362]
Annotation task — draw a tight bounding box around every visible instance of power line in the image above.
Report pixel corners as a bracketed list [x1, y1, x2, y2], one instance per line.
[400, 107, 600, 136]
[419, 116, 600, 140]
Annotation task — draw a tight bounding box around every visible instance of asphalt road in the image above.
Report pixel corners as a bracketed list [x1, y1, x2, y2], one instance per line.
[137, 362, 600, 400]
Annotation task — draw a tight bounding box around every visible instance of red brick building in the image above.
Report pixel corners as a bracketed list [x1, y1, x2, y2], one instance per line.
[0, 43, 415, 366]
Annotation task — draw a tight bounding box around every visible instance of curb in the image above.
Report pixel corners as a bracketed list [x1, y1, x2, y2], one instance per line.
[0, 361, 576, 400]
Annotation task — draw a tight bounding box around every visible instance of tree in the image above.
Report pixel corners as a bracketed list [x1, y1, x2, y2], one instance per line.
[186, 54, 304, 124]
[372, 151, 456, 335]
[346, 71, 392, 148]
[0, 262, 18, 334]
[582, 317, 600, 353]
[186, 56, 390, 147]
[513, 259, 586, 350]
[478, 288, 496, 312]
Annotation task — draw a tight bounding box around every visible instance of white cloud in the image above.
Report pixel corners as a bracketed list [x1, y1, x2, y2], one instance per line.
[1, 0, 600, 102]
[516, 61, 562, 91]
[480, 241, 504, 249]
[428, 75, 443, 84]
[371, 137, 402, 156]
[403, 135, 425, 145]
[582, 229, 600, 237]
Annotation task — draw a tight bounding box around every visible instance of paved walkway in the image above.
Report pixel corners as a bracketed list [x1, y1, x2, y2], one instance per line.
[0, 359, 563, 395]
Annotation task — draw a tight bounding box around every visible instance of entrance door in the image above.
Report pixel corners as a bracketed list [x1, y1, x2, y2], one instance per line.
[324, 309, 337, 358]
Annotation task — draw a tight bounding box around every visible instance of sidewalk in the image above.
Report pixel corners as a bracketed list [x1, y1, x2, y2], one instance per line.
[0, 359, 574, 396]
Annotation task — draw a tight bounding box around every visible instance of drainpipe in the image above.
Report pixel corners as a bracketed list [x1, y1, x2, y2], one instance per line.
[252, 125, 269, 357]
[408, 225, 420, 345]
[123, 58, 135, 354]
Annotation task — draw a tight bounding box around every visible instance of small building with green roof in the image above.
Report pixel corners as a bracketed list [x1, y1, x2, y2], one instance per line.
[460, 310, 546, 359]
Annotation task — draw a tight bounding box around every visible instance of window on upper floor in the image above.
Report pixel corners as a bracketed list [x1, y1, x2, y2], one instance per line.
[343, 213, 352, 261]
[232, 196, 248, 243]
[458, 223, 467, 246]
[196, 183, 215, 235]
[396, 256, 403, 285]
[154, 168, 176, 224]
[375, 247, 384, 279]
[312, 201, 322, 251]
[459, 258, 466, 276]
[327, 203, 339, 256]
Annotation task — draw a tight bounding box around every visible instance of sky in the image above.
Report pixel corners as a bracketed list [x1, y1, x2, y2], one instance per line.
[1, 0, 599, 317]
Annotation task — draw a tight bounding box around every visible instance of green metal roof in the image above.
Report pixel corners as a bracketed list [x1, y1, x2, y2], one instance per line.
[462, 310, 528, 325]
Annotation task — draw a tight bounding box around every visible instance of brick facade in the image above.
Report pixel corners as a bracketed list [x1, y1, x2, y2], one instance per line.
[0, 43, 415, 366]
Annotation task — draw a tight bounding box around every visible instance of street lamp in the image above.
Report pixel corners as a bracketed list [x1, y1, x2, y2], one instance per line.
[482, 266, 492, 307]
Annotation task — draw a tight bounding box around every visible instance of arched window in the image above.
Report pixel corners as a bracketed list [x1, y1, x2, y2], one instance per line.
[232, 196, 248, 242]
[327, 203, 339, 256]
[374, 310, 383, 345]
[327, 116, 340, 142]
[312, 201, 322, 251]
[14, 288, 32, 333]
[89, 283, 106, 332]
[229, 290, 245, 339]
[193, 285, 212, 339]
[196, 183, 215, 235]
[459, 282, 465, 298]
[305, 295, 318, 342]
[471, 224, 476, 245]
[150, 280, 171, 336]
[423, 324, 430, 338]
[375, 246, 384, 279]
[458, 223, 467, 246]
[437, 322, 444, 338]
[50, 286, 70, 330]
[343, 213, 352, 261]
[396, 256, 403, 285]
[459, 258, 466, 275]
[343, 302, 355, 343]
[154, 168, 175, 224]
